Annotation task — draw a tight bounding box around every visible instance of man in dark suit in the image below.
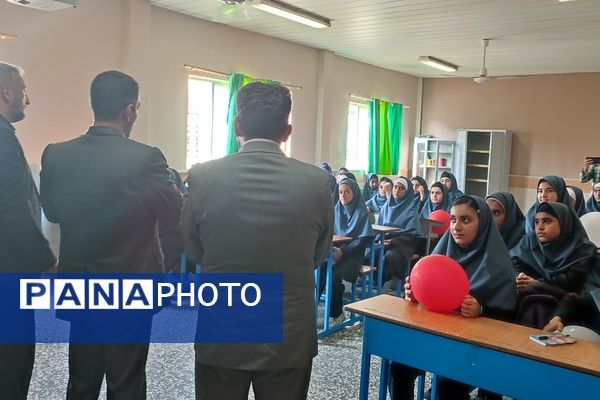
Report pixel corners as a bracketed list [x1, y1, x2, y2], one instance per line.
[182, 82, 334, 400]
[0, 62, 57, 400]
[40, 70, 182, 399]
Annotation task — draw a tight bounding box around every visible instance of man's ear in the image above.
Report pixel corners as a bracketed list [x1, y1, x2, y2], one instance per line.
[281, 124, 292, 143]
[124, 103, 136, 122]
[234, 116, 243, 138]
[0, 85, 12, 103]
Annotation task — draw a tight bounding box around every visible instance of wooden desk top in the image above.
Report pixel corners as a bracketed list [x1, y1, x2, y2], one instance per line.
[332, 235, 353, 244]
[372, 224, 402, 233]
[420, 218, 444, 227]
[347, 295, 600, 377]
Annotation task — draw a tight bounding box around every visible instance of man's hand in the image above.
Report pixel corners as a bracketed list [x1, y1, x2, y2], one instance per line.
[583, 158, 594, 171]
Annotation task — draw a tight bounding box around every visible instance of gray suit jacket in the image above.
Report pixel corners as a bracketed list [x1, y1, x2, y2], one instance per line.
[40, 126, 182, 274]
[0, 114, 56, 273]
[183, 139, 333, 370]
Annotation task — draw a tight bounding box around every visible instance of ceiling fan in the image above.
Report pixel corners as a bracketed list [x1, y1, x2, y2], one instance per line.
[215, 0, 253, 22]
[472, 39, 526, 84]
[473, 39, 494, 84]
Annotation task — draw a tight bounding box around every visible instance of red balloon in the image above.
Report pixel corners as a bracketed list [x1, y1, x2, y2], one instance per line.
[409, 254, 470, 313]
[429, 210, 450, 235]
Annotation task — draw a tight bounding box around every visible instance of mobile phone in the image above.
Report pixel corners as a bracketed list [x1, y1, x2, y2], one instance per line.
[586, 157, 600, 164]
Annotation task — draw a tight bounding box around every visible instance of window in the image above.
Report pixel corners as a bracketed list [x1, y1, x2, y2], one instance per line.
[345, 101, 370, 171]
[186, 77, 229, 169]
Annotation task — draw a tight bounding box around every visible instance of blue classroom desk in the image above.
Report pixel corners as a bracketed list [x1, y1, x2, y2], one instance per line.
[346, 295, 600, 400]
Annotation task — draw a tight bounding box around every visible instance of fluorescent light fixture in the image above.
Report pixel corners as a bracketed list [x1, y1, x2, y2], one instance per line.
[251, 0, 331, 29]
[418, 56, 459, 72]
[0, 32, 17, 40]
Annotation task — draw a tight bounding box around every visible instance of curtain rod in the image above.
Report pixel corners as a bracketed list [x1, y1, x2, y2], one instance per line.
[184, 64, 302, 90]
[349, 94, 411, 109]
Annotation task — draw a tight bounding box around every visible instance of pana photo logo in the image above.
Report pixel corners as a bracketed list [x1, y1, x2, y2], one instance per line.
[19, 278, 262, 310]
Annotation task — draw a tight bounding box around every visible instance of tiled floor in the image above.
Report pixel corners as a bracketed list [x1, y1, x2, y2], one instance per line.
[27, 322, 383, 400]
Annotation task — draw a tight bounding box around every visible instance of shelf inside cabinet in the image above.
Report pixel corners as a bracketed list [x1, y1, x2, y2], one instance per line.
[467, 150, 490, 154]
[466, 164, 489, 168]
[466, 178, 488, 183]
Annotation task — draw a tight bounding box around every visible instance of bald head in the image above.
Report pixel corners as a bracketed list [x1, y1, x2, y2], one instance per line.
[0, 62, 29, 123]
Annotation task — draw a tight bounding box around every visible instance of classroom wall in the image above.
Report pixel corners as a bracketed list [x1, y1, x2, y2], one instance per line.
[0, 0, 418, 175]
[0, 0, 126, 164]
[420, 73, 600, 208]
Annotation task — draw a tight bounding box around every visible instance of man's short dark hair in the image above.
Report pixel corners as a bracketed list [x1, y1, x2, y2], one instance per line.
[236, 81, 291, 141]
[90, 70, 139, 120]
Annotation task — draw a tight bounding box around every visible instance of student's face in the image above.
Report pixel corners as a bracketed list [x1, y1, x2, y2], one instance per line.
[393, 183, 406, 200]
[430, 187, 443, 205]
[411, 180, 421, 193]
[440, 177, 452, 190]
[450, 204, 479, 247]
[339, 184, 353, 205]
[535, 212, 561, 244]
[537, 181, 558, 203]
[369, 177, 378, 189]
[594, 187, 600, 203]
[486, 199, 506, 228]
[378, 183, 386, 196]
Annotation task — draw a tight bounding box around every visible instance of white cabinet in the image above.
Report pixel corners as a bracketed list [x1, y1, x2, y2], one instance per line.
[455, 130, 512, 198]
[412, 138, 457, 186]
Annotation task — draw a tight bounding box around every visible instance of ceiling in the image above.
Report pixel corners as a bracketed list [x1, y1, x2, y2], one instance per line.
[149, 0, 600, 78]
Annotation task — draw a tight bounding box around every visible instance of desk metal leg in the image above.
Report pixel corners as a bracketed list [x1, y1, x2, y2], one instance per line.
[377, 244, 385, 294]
[416, 373, 425, 400]
[425, 226, 433, 255]
[180, 253, 187, 274]
[430, 373, 438, 400]
[314, 267, 320, 316]
[323, 247, 334, 332]
[359, 340, 371, 400]
[379, 357, 389, 400]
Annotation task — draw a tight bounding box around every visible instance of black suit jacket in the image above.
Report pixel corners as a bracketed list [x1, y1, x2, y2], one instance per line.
[0, 114, 56, 273]
[40, 126, 182, 273]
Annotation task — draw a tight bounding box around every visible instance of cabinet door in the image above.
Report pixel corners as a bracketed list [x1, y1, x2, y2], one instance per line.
[464, 131, 491, 198]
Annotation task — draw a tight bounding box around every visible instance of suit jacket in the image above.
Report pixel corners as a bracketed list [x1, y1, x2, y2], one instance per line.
[40, 126, 182, 274]
[182, 139, 333, 370]
[0, 114, 56, 273]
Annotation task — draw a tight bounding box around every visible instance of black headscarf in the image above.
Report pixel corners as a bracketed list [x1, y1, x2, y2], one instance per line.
[585, 182, 600, 213]
[440, 171, 464, 203]
[485, 192, 525, 251]
[567, 186, 587, 217]
[362, 173, 379, 203]
[420, 182, 450, 218]
[511, 202, 597, 282]
[433, 195, 517, 312]
[525, 176, 574, 233]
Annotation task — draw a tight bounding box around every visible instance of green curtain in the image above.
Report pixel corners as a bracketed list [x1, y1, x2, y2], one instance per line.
[368, 99, 403, 175]
[368, 99, 380, 173]
[388, 103, 403, 175]
[225, 73, 253, 155]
